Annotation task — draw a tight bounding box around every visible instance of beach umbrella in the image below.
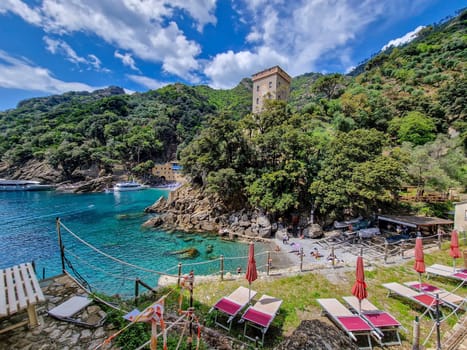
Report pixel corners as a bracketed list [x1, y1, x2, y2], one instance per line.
[414, 235, 425, 285]
[351, 255, 367, 314]
[449, 230, 461, 272]
[245, 242, 258, 303]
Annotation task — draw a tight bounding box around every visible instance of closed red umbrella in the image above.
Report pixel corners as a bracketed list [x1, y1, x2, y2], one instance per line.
[245, 242, 258, 303]
[414, 236, 425, 285]
[450, 230, 461, 271]
[351, 255, 367, 314]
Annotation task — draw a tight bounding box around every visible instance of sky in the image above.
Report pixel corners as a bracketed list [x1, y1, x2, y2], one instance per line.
[0, 1, 464, 111]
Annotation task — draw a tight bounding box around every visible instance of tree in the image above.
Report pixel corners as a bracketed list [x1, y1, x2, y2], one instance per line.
[390, 111, 436, 145]
[312, 73, 346, 100]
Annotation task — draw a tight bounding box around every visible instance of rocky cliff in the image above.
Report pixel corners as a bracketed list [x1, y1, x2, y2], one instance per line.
[143, 185, 274, 239]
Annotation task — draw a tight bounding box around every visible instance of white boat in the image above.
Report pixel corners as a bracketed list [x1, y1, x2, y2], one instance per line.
[113, 181, 148, 192]
[0, 179, 54, 191]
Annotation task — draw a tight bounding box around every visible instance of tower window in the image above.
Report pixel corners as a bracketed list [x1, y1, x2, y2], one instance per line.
[256, 97, 259, 104]
[256, 85, 259, 92]
[269, 81, 272, 88]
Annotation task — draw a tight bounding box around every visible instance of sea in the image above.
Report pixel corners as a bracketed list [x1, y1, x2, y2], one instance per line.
[0, 189, 269, 298]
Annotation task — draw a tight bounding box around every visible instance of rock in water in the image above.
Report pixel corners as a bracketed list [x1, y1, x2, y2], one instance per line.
[169, 247, 200, 259]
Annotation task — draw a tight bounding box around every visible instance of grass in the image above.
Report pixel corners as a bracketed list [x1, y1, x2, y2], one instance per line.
[104, 242, 466, 349]
[190, 242, 466, 349]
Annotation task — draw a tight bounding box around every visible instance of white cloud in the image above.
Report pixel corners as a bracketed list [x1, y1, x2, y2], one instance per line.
[44, 36, 107, 71]
[0, 50, 98, 93]
[0, 0, 215, 80]
[127, 74, 167, 90]
[204, 47, 288, 89]
[382, 25, 425, 51]
[206, 0, 431, 88]
[114, 51, 139, 71]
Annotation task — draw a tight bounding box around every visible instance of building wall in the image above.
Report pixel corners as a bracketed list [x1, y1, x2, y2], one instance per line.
[454, 201, 467, 232]
[252, 66, 291, 113]
[152, 162, 184, 183]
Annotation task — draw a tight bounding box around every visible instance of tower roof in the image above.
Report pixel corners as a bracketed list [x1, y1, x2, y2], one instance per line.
[252, 66, 291, 83]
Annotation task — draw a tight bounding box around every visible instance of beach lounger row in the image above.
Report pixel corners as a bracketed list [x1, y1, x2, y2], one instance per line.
[209, 286, 282, 345]
[426, 264, 467, 284]
[317, 297, 402, 349]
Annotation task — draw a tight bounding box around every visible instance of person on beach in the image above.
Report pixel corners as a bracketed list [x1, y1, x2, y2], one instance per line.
[311, 248, 322, 259]
[282, 232, 289, 244]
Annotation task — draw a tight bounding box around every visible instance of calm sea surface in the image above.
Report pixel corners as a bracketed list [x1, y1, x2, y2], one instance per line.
[0, 189, 268, 297]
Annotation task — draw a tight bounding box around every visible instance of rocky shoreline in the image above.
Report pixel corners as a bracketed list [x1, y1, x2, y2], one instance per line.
[143, 185, 324, 241]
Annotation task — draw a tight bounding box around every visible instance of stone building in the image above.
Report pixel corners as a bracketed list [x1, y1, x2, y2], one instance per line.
[252, 65, 291, 113]
[152, 161, 184, 183]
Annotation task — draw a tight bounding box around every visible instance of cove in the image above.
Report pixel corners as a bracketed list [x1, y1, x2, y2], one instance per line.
[0, 189, 269, 297]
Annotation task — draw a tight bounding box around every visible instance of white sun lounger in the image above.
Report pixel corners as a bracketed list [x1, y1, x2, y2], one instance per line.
[317, 298, 375, 350]
[382, 282, 442, 319]
[342, 296, 402, 347]
[209, 286, 257, 331]
[240, 294, 282, 345]
[48, 295, 106, 328]
[404, 281, 466, 312]
[426, 264, 467, 284]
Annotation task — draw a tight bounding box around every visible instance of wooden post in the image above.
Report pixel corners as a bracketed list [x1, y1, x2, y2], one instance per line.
[436, 294, 441, 350]
[56, 217, 65, 273]
[300, 248, 304, 272]
[177, 263, 182, 287]
[187, 271, 194, 350]
[384, 241, 388, 263]
[331, 246, 335, 268]
[437, 228, 442, 250]
[134, 278, 140, 306]
[412, 316, 420, 350]
[220, 255, 224, 281]
[400, 240, 404, 258]
[267, 251, 271, 276]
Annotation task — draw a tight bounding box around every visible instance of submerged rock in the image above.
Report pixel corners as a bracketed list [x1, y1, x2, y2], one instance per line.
[169, 247, 200, 259]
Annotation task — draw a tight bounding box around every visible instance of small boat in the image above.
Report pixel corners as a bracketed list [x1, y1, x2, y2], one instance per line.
[0, 179, 54, 191]
[113, 181, 148, 192]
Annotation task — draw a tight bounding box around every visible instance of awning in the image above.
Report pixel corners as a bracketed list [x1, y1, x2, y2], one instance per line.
[378, 215, 453, 228]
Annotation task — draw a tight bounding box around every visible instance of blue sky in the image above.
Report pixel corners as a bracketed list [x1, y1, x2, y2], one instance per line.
[0, 0, 464, 111]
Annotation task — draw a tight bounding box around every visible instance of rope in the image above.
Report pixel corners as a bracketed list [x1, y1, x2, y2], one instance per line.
[60, 221, 178, 277]
[64, 248, 138, 282]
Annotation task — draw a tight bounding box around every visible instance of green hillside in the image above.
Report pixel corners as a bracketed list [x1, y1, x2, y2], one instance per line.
[0, 9, 465, 222]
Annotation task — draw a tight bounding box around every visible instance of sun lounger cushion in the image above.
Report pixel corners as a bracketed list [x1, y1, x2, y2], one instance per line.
[337, 316, 372, 331]
[48, 296, 92, 318]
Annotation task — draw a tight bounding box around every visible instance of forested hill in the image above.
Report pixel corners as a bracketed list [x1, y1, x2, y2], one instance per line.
[0, 9, 465, 221]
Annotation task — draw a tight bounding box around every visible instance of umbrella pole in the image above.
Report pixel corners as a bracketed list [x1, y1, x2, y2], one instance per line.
[359, 299, 362, 315]
[453, 259, 456, 272]
[249, 282, 252, 305]
[418, 272, 422, 286]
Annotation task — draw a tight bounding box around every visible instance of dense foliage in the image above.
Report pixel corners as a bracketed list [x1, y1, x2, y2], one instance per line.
[0, 9, 465, 222]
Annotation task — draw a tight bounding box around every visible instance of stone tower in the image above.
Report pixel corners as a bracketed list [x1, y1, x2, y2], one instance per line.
[252, 66, 291, 113]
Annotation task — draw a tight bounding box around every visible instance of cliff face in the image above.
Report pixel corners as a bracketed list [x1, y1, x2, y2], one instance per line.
[144, 185, 273, 239]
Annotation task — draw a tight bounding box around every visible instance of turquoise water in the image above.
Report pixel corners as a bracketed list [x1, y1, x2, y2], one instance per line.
[0, 189, 269, 297]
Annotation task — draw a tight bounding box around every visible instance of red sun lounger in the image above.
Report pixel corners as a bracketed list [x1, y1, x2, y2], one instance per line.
[404, 281, 466, 312]
[343, 296, 402, 347]
[317, 298, 375, 350]
[209, 286, 257, 331]
[382, 282, 444, 319]
[240, 294, 282, 345]
[426, 264, 467, 284]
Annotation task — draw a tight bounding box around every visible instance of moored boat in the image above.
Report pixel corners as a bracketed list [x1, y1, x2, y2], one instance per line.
[0, 179, 55, 191]
[113, 181, 148, 192]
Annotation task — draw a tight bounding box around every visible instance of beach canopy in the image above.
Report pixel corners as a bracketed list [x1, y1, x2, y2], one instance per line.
[245, 242, 258, 302]
[449, 230, 461, 271]
[351, 255, 367, 313]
